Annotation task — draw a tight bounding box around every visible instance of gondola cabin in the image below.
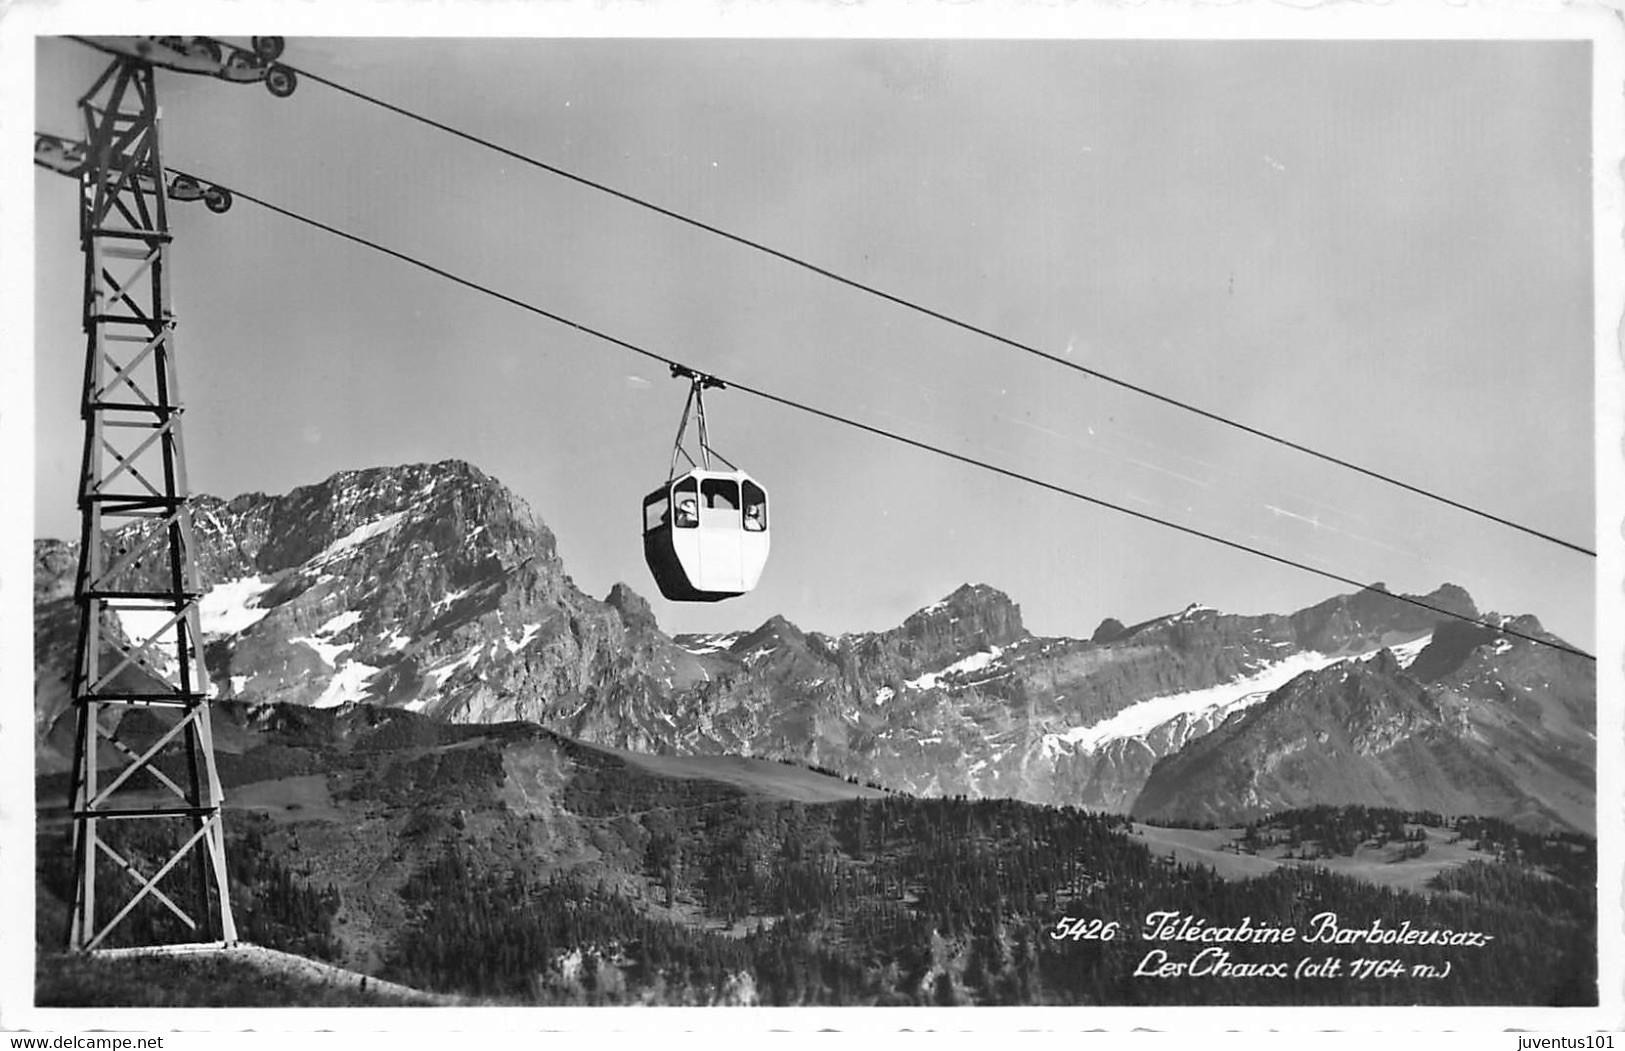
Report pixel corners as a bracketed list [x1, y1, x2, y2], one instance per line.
[642, 469, 769, 601]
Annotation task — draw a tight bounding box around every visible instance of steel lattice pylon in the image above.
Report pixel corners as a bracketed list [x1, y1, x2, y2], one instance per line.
[65, 55, 236, 952]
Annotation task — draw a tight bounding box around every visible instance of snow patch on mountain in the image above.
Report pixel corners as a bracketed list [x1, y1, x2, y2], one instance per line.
[1049, 648, 1345, 755]
[112, 602, 176, 644]
[314, 511, 407, 563]
[110, 601, 181, 679]
[505, 622, 542, 654]
[312, 660, 380, 708]
[318, 610, 363, 637]
[432, 586, 472, 613]
[679, 631, 745, 655]
[199, 576, 275, 636]
[1387, 634, 1433, 669]
[906, 646, 1005, 691]
[427, 642, 484, 688]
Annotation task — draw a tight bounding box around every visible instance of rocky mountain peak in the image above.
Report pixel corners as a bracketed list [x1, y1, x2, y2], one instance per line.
[250, 460, 555, 574]
[1406, 619, 1502, 682]
[604, 583, 658, 634]
[1423, 582, 1476, 612]
[1132, 618, 1593, 832]
[1402, 611, 1567, 685]
[738, 614, 807, 653]
[1365, 645, 1402, 677]
[1288, 582, 1481, 653]
[944, 582, 1019, 612]
[1505, 612, 1546, 637]
[1090, 617, 1127, 645]
[894, 583, 1026, 661]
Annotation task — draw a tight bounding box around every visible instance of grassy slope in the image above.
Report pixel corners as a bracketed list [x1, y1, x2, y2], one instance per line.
[603, 748, 889, 803]
[34, 721, 891, 999]
[1133, 821, 1503, 893]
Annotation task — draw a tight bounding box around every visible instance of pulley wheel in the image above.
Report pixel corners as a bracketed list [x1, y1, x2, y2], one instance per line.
[252, 36, 286, 61]
[265, 65, 297, 98]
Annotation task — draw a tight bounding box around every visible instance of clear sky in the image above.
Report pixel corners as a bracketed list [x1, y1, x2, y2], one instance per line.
[30, 33, 1601, 646]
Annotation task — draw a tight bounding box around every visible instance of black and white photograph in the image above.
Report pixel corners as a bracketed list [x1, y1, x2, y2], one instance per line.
[4, 0, 1622, 1037]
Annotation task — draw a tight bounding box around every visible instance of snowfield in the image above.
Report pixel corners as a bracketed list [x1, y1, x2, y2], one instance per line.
[905, 646, 1005, 692]
[109, 601, 182, 679]
[1045, 637, 1431, 756]
[427, 642, 484, 688]
[1388, 634, 1433, 668]
[312, 660, 380, 708]
[679, 631, 746, 655]
[503, 622, 542, 654]
[317, 610, 363, 637]
[315, 511, 408, 562]
[200, 576, 275, 636]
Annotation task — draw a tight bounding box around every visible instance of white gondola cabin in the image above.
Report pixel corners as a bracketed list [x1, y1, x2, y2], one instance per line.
[643, 469, 769, 601]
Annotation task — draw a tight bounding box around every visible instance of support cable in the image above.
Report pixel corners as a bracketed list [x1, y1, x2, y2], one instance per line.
[163, 166, 1597, 662]
[190, 43, 1594, 559]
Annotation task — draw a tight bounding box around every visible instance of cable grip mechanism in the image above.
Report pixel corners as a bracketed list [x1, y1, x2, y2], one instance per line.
[666, 364, 734, 478]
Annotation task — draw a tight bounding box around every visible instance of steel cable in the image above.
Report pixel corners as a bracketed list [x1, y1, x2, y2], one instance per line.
[163, 164, 1597, 662]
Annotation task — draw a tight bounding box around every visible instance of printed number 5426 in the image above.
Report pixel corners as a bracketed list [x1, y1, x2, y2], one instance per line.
[1050, 917, 1120, 941]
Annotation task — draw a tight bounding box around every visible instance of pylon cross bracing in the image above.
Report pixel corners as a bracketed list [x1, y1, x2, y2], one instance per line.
[65, 55, 236, 952]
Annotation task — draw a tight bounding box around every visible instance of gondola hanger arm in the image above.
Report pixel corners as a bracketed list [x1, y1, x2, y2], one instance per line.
[666, 365, 736, 478]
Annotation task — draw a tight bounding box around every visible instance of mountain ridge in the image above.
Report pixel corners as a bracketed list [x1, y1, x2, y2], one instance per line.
[32, 458, 1594, 830]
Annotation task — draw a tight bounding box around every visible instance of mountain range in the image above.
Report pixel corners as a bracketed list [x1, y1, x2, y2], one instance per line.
[32, 459, 1596, 831]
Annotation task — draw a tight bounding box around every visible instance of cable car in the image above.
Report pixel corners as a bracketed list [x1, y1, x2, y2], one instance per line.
[642, 368, 769, 601]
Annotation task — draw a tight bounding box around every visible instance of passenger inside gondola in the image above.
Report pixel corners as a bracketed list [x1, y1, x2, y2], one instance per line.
[743, 481, 767, 531]
[673, 476, 699, 528]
